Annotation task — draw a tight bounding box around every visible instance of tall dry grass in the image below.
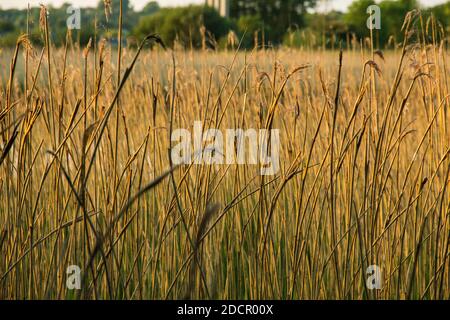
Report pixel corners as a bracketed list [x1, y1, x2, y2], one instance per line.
[0, 9, 449, 299]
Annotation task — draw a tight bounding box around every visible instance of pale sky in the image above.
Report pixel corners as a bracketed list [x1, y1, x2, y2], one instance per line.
[0, 0, 447, 12]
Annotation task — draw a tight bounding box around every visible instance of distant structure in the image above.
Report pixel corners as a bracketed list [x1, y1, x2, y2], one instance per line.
[206, 0, 230, 18]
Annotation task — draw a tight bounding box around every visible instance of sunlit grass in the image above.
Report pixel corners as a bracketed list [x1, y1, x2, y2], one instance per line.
[0, 9, 449, 300]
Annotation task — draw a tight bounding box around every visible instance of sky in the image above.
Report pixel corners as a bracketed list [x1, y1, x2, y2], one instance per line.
[0, 0, 447, 12]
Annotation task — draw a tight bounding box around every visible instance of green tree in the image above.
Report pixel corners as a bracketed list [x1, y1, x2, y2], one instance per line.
[230, 0, 317, 45]
[379, 0, 418, 44]
[345, 0, 418, 48]
[141, 1, 160, 16]
[236, 15, 263, 47]
[133, 5, 231, 49]
[429, 2, 450, 33]
[344, 0, 376, 39]
[96, 0, 136, 36]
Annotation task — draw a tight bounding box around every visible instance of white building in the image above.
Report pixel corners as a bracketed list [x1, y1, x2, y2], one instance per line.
[206, 0, 230, 18]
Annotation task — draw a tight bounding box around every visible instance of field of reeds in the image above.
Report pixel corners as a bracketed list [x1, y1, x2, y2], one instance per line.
[0, 8, 449, 299]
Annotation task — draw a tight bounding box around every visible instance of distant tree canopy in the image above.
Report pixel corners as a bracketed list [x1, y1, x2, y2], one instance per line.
[92, 0, 134, 28]
[134, 5, 231, 49]
[230, 0, 317, 44]
[141, 1, 160, 16]
[0, 0, 155, 47]
[344, 0, 376, 39]
[344, 0, 420, 46]
[0, 0, 448, 49]
[429, 1, 450, 32]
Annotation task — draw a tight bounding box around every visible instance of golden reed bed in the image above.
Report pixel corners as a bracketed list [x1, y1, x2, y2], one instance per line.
[0, 11, 449, 299]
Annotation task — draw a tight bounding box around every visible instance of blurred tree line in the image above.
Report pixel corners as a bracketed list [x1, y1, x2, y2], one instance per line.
[0, 0, 448, 49]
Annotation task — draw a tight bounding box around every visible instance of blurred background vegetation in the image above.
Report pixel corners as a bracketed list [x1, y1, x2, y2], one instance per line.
[0, 0, 448, 49]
